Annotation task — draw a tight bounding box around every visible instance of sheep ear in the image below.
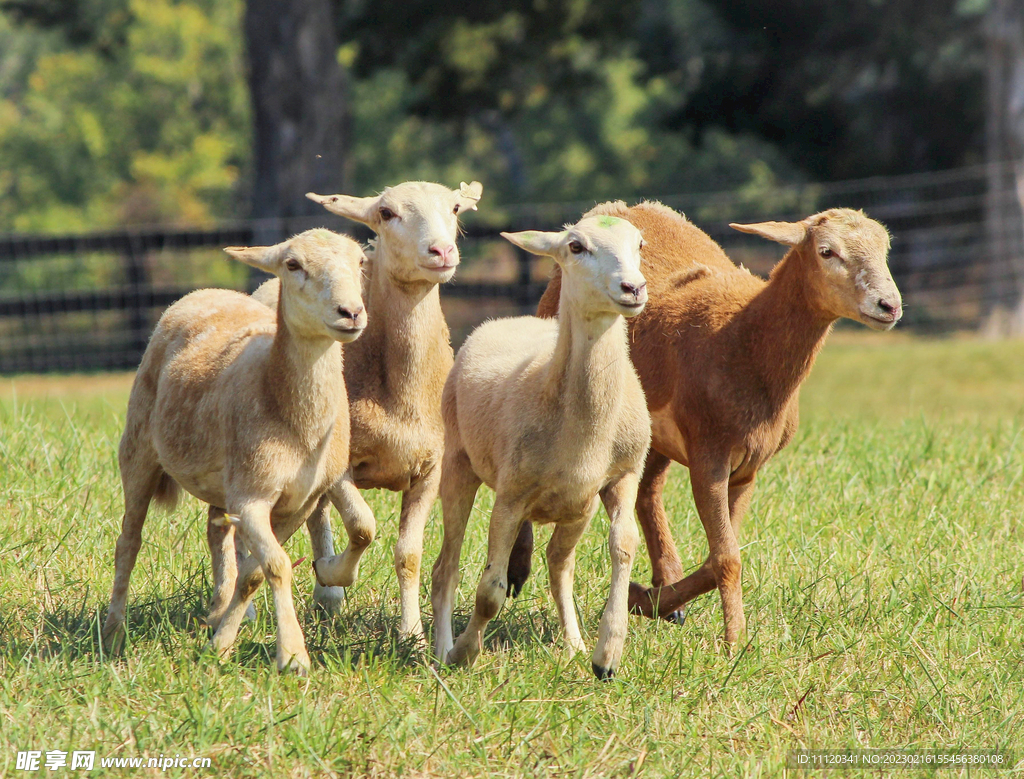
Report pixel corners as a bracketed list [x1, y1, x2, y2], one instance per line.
[729, 220, 807, 246]
[306, 192, 379, 227]
[500, 230, 564, 257]
[224, 244, 283, 273]
[456, 181, 483, 212]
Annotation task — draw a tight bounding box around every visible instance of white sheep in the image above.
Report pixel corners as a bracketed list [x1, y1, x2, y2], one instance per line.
[431, 215, 652, 679]
[102, 229, 366, 676]
[234, 180, 483, 641]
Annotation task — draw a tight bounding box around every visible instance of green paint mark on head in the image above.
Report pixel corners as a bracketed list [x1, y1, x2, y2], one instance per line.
[597, 215, 622, 229]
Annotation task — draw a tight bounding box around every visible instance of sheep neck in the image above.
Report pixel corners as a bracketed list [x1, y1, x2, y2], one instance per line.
[743, 248, 834, 409]
[545, 279, 630, 423]
[357, 259, 448, 411]
[265, 294, 343, 444]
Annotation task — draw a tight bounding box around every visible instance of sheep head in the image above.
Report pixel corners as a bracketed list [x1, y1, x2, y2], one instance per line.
[503, 214, 647, 318]
[306, 181, 483, 285]
[731, 209, 902, 331]
[225, 229, 367, 343]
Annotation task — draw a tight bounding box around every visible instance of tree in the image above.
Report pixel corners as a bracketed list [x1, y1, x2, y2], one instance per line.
[244, 0, 347, 229]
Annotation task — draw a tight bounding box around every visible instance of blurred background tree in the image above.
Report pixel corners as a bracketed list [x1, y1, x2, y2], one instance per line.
[0, 0, 991, 230]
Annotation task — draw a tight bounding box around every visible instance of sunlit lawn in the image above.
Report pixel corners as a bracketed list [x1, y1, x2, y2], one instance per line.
[1, 335, 1022, 777]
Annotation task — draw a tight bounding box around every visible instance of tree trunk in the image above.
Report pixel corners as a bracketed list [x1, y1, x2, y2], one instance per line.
[984, 0, 1024, 335]
[244, 0, 347, 240]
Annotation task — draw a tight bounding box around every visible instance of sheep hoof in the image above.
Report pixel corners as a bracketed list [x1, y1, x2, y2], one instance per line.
[445, 642, 477, 668]
[313, 582, 346, 615]
[278, 653, 311, 677]
[591, 662, 616, 681]
[662, 607, 688, 626]
[205, 638, 232, 660]
[101, 621, 125, 656]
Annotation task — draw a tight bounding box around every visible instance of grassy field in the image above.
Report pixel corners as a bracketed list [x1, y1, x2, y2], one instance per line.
[1, 335, 1022, 777]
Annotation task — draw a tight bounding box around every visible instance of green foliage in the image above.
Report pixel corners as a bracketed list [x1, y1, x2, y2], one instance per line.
[0, 337, 1022, 775]
[0, 0, 249, 231]
[0, 0, 992, 230]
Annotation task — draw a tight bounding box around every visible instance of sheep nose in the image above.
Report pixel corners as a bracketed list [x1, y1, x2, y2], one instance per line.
[878, 298, 901, 320]
[338, 305, 364, 320]
[429, 244, 455, 262]
[621, 281, 647, 298]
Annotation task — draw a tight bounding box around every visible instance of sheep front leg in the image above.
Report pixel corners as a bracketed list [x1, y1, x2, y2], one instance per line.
[431, 449, 481, 663]
[591, 473, 640, 680]
[546, 504, 596, 656]
[305, 495, 346, 613]
[447, 502, 523, 668]
[628, 470, 755, 625]
[394, 465, 441, 642]
[209, 502, 310, 676]
[691, 459, 746, 646]
[313, 474, 377, 589]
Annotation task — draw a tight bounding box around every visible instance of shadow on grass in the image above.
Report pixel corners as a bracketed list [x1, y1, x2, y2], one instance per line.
[5, 567, 577, 677]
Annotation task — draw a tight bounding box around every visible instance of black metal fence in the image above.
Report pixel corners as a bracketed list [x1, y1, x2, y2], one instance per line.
[2, 162, 1023, 374]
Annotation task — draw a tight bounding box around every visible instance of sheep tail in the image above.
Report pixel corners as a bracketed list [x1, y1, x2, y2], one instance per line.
[152, 471, 182, 512]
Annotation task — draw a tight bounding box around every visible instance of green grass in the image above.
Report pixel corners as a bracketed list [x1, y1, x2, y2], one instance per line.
[1, 336, 1023, 777]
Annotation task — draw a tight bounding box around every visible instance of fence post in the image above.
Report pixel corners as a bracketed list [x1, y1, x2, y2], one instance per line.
[124, 234, 150, 365]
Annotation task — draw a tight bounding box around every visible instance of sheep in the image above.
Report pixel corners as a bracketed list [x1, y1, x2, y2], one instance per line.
[232, 180, 484, 640]
[102, 229, 367, 676]
[431, 214, 652, 680]
[518, 202, 902, 645]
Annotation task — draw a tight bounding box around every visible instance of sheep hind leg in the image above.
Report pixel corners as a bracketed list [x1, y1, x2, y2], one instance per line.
[102, 459, 165, 654]
[546, 505, 595, 657]
[431, 449, 481, 663]
[447, 501, 523, 668]
[592, 473, 641, 680]
[206, 506, 238, 630]
[211, 515, 258, 623]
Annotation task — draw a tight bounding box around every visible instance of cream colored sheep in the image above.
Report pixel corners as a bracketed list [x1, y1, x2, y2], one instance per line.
[234, 180, 483, 640]
[431, 215, 652, 679]
[102, 229, 366, 676]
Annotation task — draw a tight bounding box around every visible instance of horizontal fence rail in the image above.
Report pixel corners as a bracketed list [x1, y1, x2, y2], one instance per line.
[2, 162, 1024, 374]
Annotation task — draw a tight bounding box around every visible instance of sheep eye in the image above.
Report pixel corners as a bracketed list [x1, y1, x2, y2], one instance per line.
[568, 240, 585, 254]
[453, 204, 460, 215]
[379, 207, 396, 221]
[819, 247, 834, 259]
[285, 258, 303, 271]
